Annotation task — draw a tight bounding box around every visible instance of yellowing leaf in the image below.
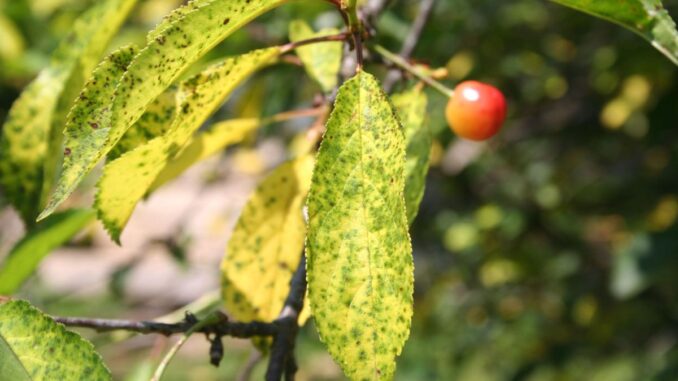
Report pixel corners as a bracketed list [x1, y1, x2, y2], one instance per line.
[108, 89, 178, 161]
[150, 118, 261, 192]
[289, 20, 343, 92]
[391, 87, 430, 225]
[0, 209, 95, 295]
[41, 46, 137, 214]
[306, 71, 413, 381]
[0, 300, 110, 380]
[95, 48, 280, 242]
[146, 0, 213, 45]
[222, 155, 314, 324]
[0, 0, 137, 225]
[41, 0, 289, 221]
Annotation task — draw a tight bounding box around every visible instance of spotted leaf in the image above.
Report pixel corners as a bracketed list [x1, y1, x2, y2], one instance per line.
[0, 0, 137, 226]
[391, 87, 430, 225]
[40, 0, 290, 221]
[150, 118, 260, 192]
[289, 19, 343, 92]
[108, 88, 177, 161]
[0, 300, 110, 380]
[551, 0, 678, 65]
[306, 71, 413, 381]
[95, 48, 280, 242]
[222, 154, 314, 326]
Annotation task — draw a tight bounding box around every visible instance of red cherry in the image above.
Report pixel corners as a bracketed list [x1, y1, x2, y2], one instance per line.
[445, 81, 507, 141]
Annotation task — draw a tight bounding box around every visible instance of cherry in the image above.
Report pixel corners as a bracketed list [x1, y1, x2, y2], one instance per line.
[445, 81, 507, 141]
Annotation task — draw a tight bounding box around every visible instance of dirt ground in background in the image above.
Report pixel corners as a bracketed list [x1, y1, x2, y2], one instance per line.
[0, 138, 288, 308]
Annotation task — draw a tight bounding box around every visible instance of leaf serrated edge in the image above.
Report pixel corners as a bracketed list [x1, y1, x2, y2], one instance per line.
[0, 299, 112, 380]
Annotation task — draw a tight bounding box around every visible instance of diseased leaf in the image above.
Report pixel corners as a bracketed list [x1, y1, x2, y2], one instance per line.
[391, 87, 430, 225]
[0, 209, 95, 295]
[222, 155, 314, 325]
[150, 118, 260, 192]
[0, 300, 110, 380]
[306, 71, 413, 381]
[551, 0, 678, 65]
[40, 0, 290, 221]
[0, 0, 137, 225]
[289, 20, 343, 92]
[108, 89, 177, 161]
[95, 48, 280, 242]
[146, 0, 213, 44]
[38, 45, 137, 219]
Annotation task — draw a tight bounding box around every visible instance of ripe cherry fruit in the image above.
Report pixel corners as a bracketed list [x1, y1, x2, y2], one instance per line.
[445, 81, 507, 141]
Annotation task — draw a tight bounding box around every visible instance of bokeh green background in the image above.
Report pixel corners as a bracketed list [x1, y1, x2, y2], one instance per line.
[1, 0, 678, 380]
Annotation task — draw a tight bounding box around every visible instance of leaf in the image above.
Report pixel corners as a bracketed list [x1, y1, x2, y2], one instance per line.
[95, 48, 280, 242]
[551, 0, 678, 65]
[146, 0, 213, 44]
[108, 89, 178, 161]
[40, 0, 290, 221]
[39, 45, 137, 217]
[306, 71, 413, 381]
[150, 118, 260, 192]
[289, 20, 343, 92]
[0, 209, 95, 295]
[391, 87, 430, 225]
[0, 0, 137, 225]
[0, 299, 110, 380]
[221, 155, 314, 325]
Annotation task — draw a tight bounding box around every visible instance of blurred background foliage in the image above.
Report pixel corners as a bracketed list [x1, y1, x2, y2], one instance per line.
[2, 0, 678, 380]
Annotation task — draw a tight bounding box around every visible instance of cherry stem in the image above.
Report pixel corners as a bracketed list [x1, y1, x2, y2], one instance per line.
[374, 44, 455, 98]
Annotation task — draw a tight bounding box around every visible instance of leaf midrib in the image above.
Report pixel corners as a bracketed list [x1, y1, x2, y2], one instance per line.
[0, 333, 32, 380]
[354, 75, 379, 377]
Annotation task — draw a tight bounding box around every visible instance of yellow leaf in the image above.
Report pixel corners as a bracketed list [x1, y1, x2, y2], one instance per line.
[95, 48, 280, 242]
[222, 155, 315, 324]
[289, 19, 343, 92]
[150, 118, 260, 192]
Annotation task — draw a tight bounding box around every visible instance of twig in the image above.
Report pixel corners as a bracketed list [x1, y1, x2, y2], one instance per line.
[237, 351, 264, 381]
[264, 255, 308, 381]
[383, 0, 438, 92]
[280, 32, 350, 54]
[264, 107, 327, 125]
[375, 44, 454, 97]
[353, 31, 365, 71]
[151, 312, 226, 380]
[54, 313, 277, 338]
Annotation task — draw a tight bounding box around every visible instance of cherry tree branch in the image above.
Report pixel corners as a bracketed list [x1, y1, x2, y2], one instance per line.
[280, 32, 350, 54]
[53, 313, 277, 337]
[53, 255, 308, 381]
[265, 255, 307, 381]
[382, 0, 438, 92]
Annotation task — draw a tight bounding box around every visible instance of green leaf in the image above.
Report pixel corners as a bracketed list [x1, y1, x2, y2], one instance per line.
[0, 209, 95, 295]
[306, 71, 413, 381]
[0, 299, 110, 380]
[95, 48, 280, 242]
[221, 154, 315, 324]
[150, 118, 260, 192]
[108, 89, 178, 161]
[40, 0, 290, 221]
[391, 87, 430, 225]
[0, 0, 137, 226]
[289, 20, 343, 92]
[551, 0, 678, 65]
